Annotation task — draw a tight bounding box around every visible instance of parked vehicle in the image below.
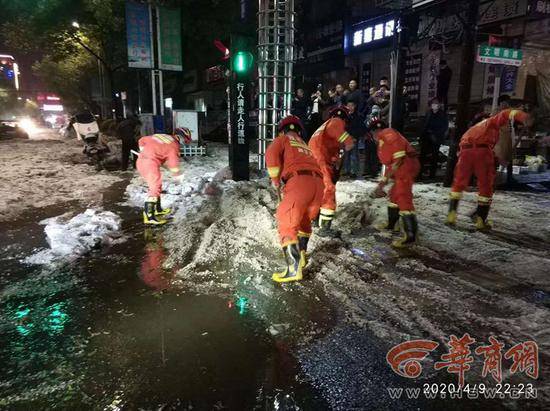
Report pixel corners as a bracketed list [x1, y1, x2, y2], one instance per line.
[0, 119, 29, 139]
[71, 111, 110, 170]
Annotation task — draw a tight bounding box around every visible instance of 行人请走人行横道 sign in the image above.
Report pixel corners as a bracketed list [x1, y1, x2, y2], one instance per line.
[477, 45, 523, 67]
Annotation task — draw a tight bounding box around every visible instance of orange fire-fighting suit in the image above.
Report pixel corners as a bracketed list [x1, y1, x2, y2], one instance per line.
[266, 132, 325, 245]
[308, 118, 354, 219]
[377, 128, 420, 212]
[136, 134, 181, 199]
[450, 109, 529, 203]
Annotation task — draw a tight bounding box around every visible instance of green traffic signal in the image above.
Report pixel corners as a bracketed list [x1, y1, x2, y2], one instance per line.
[232, 51, 253, 74]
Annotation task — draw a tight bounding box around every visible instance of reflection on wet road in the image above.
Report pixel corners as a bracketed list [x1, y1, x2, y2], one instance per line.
[0, 204, 326, 409]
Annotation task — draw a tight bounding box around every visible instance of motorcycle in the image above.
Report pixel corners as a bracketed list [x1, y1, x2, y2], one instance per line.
[71, 112, 110, 170]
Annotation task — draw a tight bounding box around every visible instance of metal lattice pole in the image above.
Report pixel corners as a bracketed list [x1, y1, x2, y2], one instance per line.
[257, 0, 295, 170]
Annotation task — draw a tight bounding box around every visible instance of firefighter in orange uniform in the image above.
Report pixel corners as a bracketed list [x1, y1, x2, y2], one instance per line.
[266, 116, 325, 283]
[308, 106, 355, 237]
[136, 127, 191, 225]
[369, 118, 421, 248]
[447, 109, 531, 229]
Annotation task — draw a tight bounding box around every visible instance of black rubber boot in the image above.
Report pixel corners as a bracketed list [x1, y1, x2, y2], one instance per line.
[298, 234, 310, 265]
[272, 243, 304, 283]
[392, 214, 418, 248]
[446, 199, 459, 226]
[317, 218, 341, 238]
[143, 201, 167, 225]
[474, 203, 492, 230]
[155, 197, 171, 216]
[377, 206, 400, 231]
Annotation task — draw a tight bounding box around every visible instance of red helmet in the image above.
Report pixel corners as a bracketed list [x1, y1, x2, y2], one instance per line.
[174, 127, 192, 144]
[328, 105, 350, 120]
[367, 117, 388, 131]
[278, 115, 305, 136]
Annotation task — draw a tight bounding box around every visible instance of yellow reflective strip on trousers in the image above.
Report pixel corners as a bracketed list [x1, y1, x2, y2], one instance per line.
[478, 196, 492, 203]
[450, 192, 463, 200]
[320, 208, 335, 216]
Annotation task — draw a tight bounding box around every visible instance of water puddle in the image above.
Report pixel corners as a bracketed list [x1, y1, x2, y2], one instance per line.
[0, 182, 328, 409]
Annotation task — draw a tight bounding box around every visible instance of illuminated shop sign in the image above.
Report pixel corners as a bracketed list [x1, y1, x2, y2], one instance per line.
[351, 18, 395, 48]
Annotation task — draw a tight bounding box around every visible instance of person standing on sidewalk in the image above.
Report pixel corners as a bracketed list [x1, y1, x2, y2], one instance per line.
[342, 101, 366, 179]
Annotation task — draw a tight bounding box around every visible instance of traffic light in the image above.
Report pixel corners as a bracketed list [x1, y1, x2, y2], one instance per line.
[232, 51, 253, 74]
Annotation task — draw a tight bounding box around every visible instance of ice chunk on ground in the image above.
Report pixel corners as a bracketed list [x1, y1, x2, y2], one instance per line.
[24, 209, 122, 265]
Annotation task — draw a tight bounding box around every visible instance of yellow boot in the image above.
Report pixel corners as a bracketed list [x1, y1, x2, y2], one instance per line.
[143, 201, 167, 225]
[392, 213, 418, 248]
[376, 205, 401, 232]
[297, 232, 310, 266]
[272, 243, 305, 283]
[155, 197, 172, 216]
[446, 198, 460, 226]
[473, 203, 492, 230]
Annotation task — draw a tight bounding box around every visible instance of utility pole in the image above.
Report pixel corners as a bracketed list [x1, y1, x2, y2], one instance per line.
[444, 0, 480, 186]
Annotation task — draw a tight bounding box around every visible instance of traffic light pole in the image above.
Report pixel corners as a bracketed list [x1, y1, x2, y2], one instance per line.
[228, 33, 254, 181]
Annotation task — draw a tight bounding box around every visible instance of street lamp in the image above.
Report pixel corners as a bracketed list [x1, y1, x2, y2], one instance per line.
[70, 21, 109, 118]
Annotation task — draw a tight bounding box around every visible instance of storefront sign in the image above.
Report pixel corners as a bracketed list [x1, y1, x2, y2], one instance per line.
[478, 0, 528, 26]
[405, 54, 423, 112]
[530, 0, 550, 17]
[125, 1, 153, 68]
[477, 45, 523, 66]
[501, 65, 519, 93]
[417, 12, 465, 39]
[158, 7, 183, 71]
[350, 18, 395, 49]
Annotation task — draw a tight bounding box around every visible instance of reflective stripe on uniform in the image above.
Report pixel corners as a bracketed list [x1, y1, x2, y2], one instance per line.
[338, 131, 350, 143]
[153, 134, 174, 144]
[393, 150, 406, 160]
[509, 110, 518, 120]
[388, 202, 399, 208]
[320, 208, 335, 216]
[450, 191, 463, 200]
[282, 239, 299, 248]
[399, 210, 415, 216]
[268, 167, 280, 178]
[169, 167, 180, 173]
[477, 195, 492, 203]
[289, 141, 311, 151]
[298, 231, 311, 238]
